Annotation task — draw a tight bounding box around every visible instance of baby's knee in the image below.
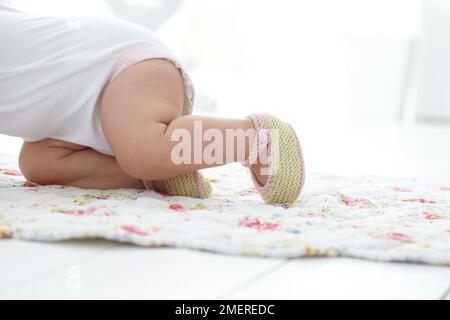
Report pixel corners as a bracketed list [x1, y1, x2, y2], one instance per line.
[115, 142, 172, 181]
[19, 143, 53, 185]
[19, 140, 71, 185]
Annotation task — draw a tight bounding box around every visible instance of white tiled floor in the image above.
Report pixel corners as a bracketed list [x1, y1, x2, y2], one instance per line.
[1, 123, 450, 300]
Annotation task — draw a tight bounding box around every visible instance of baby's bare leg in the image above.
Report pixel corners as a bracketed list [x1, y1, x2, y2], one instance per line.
[19, 138, 143, 189]
[100, 59, 266, 182]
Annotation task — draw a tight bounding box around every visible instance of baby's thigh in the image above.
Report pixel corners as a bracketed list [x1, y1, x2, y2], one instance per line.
[99, 59, 185, 166]
[100, 59, 184, 133]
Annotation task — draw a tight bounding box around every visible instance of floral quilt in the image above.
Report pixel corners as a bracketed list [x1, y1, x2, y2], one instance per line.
[1, 159, 450, 265]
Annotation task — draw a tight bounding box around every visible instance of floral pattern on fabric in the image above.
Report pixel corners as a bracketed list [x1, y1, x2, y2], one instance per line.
[0, 160, 449, 265]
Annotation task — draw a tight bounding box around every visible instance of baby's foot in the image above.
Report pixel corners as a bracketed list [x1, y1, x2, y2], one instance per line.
[250, 160, 268, 186]
[151, 180, 169, 194]
[143, 171, 212, 199]
[244, 113, 305, 205]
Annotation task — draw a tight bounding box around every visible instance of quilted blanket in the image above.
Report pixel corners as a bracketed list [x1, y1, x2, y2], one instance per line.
[1, 159, 449, 265]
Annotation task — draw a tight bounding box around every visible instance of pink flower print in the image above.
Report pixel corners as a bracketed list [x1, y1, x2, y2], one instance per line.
[169, 204, 186, 212]
[402, 198, 436, 204]
[55, 207, 97, 216]
[238, 217, 279, 231]
[64, 209, 87, 216]
[121, 225, 149, 237]
[1, 168, 22, 176]
[23, 182, 37, 187]
[342, 198, 361, 206]
[85, 207, 98, 214]
[307, 212, 327, 218]
[423, 211, 442, 220]
[341, 196, 374, 208]
[440, 186, 450, 191]
[386, 232, 412, 242]
[392, 187, 412, 192]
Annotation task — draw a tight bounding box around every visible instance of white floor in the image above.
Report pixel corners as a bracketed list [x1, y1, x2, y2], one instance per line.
[1, 240, 449, 300]
[1, 123, 450, 300]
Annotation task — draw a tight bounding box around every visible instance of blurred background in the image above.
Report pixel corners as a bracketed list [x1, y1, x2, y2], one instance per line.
[1, 0, 450, 181]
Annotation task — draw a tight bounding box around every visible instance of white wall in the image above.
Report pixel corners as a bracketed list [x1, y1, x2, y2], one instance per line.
[416, 0, 450, 122]
[159, 0, 422, 127]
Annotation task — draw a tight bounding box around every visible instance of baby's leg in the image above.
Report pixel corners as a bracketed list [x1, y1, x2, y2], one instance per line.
[101, 59, 263, 181]
[19, 138, 143, 189]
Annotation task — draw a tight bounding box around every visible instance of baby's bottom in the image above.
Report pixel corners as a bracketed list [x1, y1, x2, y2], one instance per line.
[19, 59, 265, 190]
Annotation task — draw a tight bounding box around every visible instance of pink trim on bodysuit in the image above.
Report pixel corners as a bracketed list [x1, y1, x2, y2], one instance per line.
[108, 46, 196, 108]
[110, 45, 173, 82]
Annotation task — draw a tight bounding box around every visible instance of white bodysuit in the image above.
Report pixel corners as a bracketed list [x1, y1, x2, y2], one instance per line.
[0, 6, 194, 155]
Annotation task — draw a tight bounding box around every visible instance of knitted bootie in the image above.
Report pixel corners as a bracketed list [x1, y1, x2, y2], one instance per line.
[243, 113, 305, 205]
[143, 171, 212, 199]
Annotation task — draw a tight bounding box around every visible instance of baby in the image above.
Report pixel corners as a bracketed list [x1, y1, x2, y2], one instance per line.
[0, 6, 305, 205]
